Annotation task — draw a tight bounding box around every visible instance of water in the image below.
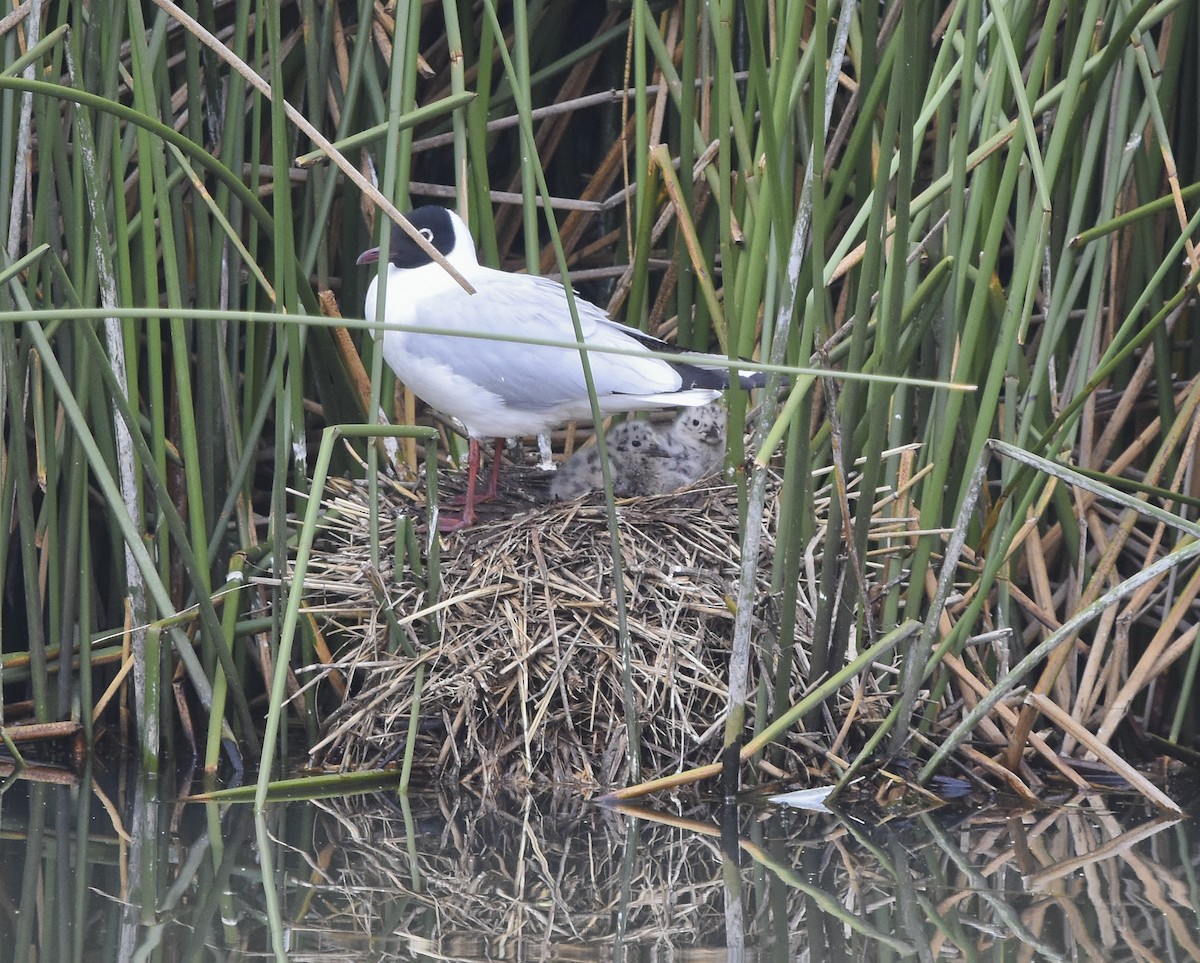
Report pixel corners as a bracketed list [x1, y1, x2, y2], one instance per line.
[1, 763, 1197, 960]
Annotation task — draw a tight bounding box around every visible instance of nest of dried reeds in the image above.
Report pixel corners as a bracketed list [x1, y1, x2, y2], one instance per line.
[303, 465, 810, 789]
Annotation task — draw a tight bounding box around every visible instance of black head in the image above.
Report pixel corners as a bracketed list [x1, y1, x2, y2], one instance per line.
[356, 206, 462, 269]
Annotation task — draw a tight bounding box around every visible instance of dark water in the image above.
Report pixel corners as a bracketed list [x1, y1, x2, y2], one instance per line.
[1, 763, 1198, 961]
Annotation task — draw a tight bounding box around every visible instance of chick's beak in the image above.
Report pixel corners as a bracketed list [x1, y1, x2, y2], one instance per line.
[356, 246, 381, 266]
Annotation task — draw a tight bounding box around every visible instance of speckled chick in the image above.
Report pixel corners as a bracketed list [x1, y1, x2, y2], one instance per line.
[656, 401, 727, 491]
[549, 419, 670, 500]
[549, 445, 602, 501]
[606, 420, 670, 496]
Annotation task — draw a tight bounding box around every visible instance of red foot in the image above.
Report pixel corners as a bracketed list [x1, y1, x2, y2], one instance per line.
[435, 510, 477, 533]
[437, 438, 504, 523]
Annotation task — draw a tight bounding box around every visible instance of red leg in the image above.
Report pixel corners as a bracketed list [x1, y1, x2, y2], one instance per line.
[446, 437, 505, 507]
[479, 437, 505, 501]
[439, 438, 507, 530]
[437, 438, 481, 531]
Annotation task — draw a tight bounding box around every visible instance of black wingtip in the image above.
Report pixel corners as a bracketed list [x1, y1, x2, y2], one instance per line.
[668, 360, 769, 392]
[736, 370, 767, 390]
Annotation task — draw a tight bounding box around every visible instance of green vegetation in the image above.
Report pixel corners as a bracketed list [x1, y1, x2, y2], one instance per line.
[2, 0, 1198, 809]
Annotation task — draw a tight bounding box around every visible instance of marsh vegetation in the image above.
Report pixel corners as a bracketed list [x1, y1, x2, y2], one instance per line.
[1, 0, 1198, 816]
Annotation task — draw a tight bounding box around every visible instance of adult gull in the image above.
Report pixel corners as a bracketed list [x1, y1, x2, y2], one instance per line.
[358, 206, 761, 530]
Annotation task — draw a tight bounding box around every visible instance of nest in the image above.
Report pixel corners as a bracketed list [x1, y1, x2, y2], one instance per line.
[304, 466, 809, 789]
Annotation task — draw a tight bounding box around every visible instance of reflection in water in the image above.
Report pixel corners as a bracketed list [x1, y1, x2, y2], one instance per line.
[0, 764, 1196, 961]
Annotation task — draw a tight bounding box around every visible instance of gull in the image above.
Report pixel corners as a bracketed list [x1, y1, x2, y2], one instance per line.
[548, 445, 602, 502]
[358, 206, 762, 530]
[608, 420, 670, 496]
[550, 420, 669, 502]
[656, 401, 728, 491]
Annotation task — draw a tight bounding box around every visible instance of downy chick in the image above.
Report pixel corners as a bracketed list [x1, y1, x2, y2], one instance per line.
[656, 401, 727, 491]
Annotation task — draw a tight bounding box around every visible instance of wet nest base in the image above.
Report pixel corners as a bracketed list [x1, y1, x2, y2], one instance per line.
[305, 468, 801, 790]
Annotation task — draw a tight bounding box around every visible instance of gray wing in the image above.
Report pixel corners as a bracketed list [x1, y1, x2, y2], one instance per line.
[404, 271, 684, 410]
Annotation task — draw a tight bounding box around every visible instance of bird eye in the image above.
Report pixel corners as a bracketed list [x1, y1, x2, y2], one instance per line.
[419, 228, 434, 242]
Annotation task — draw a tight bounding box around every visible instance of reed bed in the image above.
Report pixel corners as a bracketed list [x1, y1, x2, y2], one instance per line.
[1, 0, 1198, 809]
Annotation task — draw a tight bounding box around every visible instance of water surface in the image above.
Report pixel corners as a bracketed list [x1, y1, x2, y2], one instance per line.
[1, 764, 1196, 960]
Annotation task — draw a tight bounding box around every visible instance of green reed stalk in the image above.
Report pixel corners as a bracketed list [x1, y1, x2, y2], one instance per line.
[361, 0, 419, 576]
[441, 1, 470, 213]
[481, 0, 646, 778]
[624, 0, 650, 323]
[207, 552, 247, 772]
[255, 423, 439, 808]
[511, 0, 539, 267]
[2, 329, 45, 720]
[465, 9, 498, 261]
[833, 4, 912, 673]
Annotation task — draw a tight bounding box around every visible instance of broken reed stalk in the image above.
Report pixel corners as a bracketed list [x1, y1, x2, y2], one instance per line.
[1025, 693, 1181, 815]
